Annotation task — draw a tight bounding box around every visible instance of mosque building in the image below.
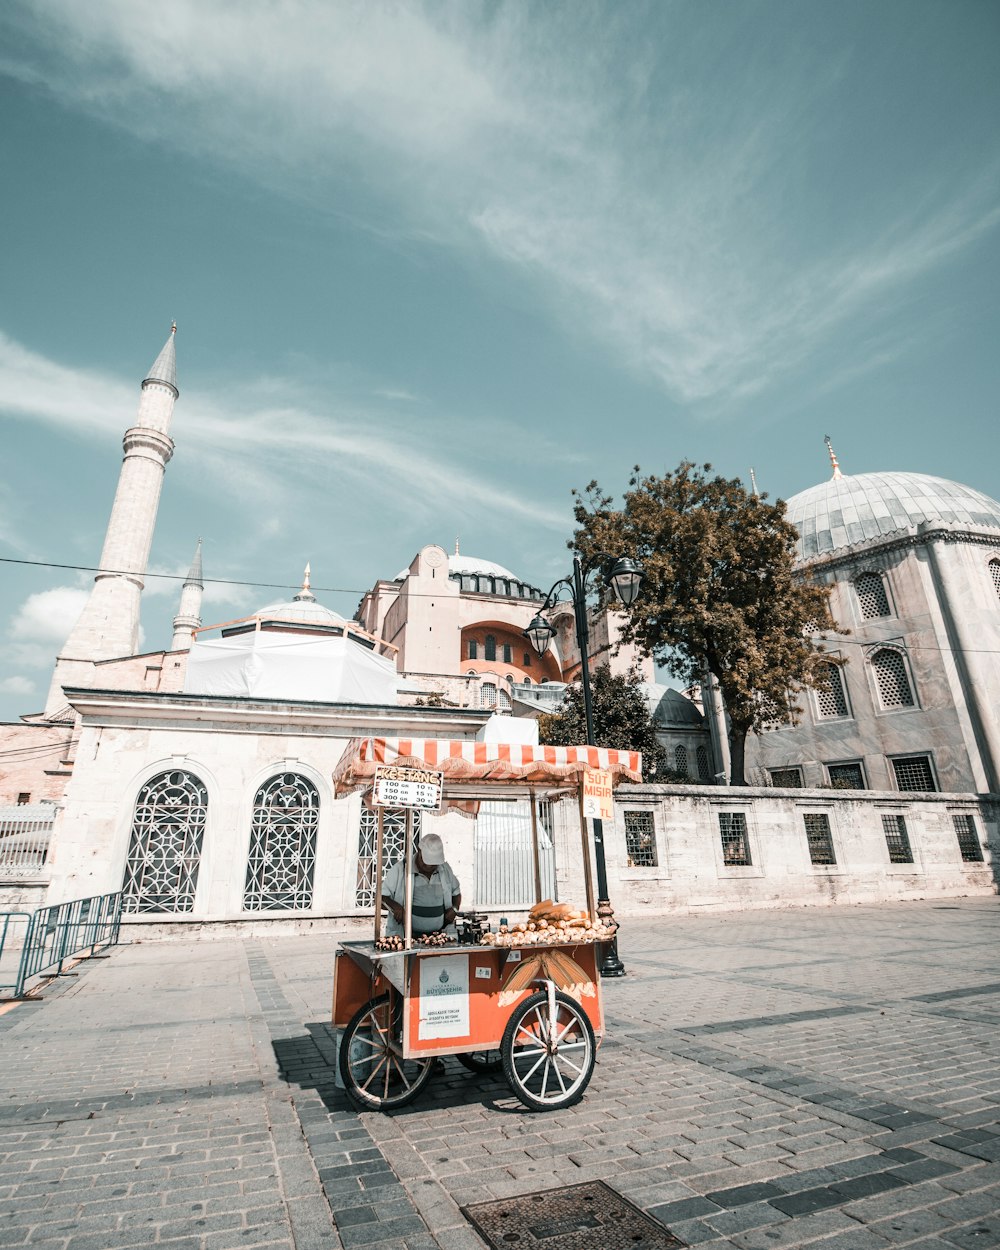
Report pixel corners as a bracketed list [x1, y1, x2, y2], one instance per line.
[1, 329, 997, 926]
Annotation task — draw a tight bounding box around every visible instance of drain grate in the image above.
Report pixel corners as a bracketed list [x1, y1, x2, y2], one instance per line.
[462, 1180, 686, 1249]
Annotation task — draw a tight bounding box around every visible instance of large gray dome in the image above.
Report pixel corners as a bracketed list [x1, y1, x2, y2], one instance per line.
[786, 472, 1000, 560]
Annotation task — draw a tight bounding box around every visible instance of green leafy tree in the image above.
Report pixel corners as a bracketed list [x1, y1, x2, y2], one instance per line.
[537, 664, 671, 781]
[571, 462, 843, 785]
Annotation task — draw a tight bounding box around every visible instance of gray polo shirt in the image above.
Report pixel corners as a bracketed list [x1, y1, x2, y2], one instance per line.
[381, 857, 461, 936]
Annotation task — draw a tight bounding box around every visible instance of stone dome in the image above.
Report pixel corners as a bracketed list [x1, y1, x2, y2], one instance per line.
[250, 597, 347, 627]
[643, 683, 704, 726]
[786, 472, 1000, 560]
[395, 553, 522, 581]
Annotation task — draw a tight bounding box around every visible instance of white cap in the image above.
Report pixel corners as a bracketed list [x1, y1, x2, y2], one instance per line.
[419, 833, 445, 865]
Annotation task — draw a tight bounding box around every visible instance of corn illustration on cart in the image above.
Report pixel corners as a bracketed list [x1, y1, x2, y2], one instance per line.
[331, 737, 641, 1112]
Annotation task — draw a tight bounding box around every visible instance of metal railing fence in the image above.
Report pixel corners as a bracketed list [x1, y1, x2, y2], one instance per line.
[0, 891, 122, 998]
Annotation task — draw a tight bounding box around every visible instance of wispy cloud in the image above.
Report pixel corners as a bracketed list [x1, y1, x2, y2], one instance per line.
[2, 1, 997, 405]
[0, 330, 567, 529]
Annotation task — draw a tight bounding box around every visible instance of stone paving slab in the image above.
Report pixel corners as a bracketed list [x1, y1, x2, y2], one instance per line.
[2, 899, 1000, 1248]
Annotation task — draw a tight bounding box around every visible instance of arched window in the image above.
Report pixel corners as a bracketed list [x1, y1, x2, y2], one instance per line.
[990, 558, 1000, 601]
[816, 662, 849, 719]
[498, 688, 512, 712]
[674, 745, 688, 775]
[484, 635, 497, 661]
[871, 648, 914, 709]
[244, 773, 319, 911]
[523, 652, 532, 667]
[355, 808, 421, 907]
[122, 770, 208, 914]
[468, 639, 478, 660]
[696, 745, 711, 782]
[502, 642, 513, 664]
[855, 572, 891, 619]
[480, 682, 497, 709]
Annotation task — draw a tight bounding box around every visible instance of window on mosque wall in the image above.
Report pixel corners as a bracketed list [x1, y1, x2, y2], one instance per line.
[952, 813, 984, 863]
[815, 662, 849, 719]
[871, 648, 915, 710]
[498, 687, 512, 712]
[502, 642, 512, 664]
[485, 635, 497, 662]
[122, 770, 207, 914]
[826, 760, 866, 789]
[523, 652, 532, 667]
[674, 745, 688, 775]
[480, 682, 498, 709]
[623, 810, 658, 867]
[769, 767, 803, 788]
[855, 571, 892, 620]
[890, 754, 936, 793]
[696, 745, 712, 782]
[990, 559, 1000, 601]
[803, 813, 836, 865]
[356, 807, 421, 908]
[719, 812, 751, 865]
[881, 814, 914, 864]
[243, 773, 319, 911]
[468, 640, 478, 660]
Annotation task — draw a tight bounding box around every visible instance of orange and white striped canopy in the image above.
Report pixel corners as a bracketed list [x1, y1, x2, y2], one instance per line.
[331, 736, 642, 795]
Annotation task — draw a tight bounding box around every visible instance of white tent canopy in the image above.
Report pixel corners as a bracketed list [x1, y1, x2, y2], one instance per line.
[184, 631, 414, 704]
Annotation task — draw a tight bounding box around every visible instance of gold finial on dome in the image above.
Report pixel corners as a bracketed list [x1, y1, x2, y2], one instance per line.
[293, 563, 316, 603]
[824, 435, 843, 480]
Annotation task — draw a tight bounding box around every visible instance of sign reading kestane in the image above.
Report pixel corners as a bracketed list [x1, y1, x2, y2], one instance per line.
[372, 765, 444, 810]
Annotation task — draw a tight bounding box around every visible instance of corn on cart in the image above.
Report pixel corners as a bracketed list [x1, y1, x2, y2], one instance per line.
[331, 737, 641, 1112]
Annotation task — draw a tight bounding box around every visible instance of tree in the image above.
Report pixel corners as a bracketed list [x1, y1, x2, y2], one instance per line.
[537, 664, 671, 781]
[571, 462, 843, 785]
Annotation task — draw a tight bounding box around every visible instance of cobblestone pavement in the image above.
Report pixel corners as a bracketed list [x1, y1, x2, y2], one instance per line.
[3, 900, 1000, 1250]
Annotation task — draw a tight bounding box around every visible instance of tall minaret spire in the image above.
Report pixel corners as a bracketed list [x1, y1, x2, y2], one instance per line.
[824, 434, 843, 481]
[749, 467, 759, 497]
[45, 325, 179, 716]
[171, 539, 204, 652]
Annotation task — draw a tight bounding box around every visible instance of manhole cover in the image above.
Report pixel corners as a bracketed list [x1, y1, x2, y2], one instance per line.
[462, 1180, 686, 1249]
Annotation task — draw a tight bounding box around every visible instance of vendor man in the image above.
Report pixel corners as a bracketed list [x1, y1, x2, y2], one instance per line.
[380, 833, 461, 938]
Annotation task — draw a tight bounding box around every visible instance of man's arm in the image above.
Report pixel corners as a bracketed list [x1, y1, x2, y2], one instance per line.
[381, 893, 404, 923]
[444, 880, 462, 927]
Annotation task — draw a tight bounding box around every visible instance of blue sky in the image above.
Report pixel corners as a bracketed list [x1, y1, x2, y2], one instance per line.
[1, 0, 998, 721]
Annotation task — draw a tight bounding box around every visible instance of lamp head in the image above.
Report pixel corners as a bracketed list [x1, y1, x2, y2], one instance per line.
[524, 612, 556, 657]
[608, 556, 643, 606]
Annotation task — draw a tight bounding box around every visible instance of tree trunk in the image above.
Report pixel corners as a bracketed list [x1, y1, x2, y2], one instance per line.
[728, 726, 749, 785]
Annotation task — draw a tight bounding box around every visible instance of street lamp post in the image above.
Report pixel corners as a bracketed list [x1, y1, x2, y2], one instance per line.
[524, 553, 643, 979]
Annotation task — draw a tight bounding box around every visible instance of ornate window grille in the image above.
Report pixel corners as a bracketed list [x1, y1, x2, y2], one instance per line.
[674, 745, 688, 775]
[871, 648, 914, 709]
[696, 745, 711, 781]
[770, 767, 803, 788]
[816, 663, 848, 719]
[856, 572, 891, 619]
[122, 770, 208, 914]
[480, 682, 498, 709]
[882, 814, 913, 864]
[827, 761, 865, 789]
[803, 813, 836, 865]
[243, 773, 318, 911]
[990, 559, 1000, 601]
[623, 810, 658, 867]
[891, 755, 935, 792]
[355, 807, 421, 907]
[485, 635, 497, 662]
[952, 814, 984, 863]
[719, 812, 751, 865]
[498, 687, 512, 712]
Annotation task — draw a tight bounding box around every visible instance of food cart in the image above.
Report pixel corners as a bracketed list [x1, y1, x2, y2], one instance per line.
[331, 736, 641, 1112]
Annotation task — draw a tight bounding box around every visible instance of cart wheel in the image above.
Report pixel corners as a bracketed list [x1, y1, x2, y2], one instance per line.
[339, 993, 435, 1111]
[501, 989, 595, 1112]
[457, 1050, 503, 1074]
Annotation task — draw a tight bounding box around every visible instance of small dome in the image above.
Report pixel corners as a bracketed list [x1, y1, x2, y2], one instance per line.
[250, 599, 347, 627]
[643, 683, 704, 726]
[786, 472, 1000, 560]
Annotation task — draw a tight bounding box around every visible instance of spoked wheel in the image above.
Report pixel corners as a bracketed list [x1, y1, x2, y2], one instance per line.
[457, 1050, 503, 1074]
[339, 993, 434, 1110]
[500, 988, 596, 1111]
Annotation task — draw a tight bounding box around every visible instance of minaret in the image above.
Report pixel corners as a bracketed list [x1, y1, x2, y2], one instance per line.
[44, 326, 179, 716]
[170, 539, 204, 651]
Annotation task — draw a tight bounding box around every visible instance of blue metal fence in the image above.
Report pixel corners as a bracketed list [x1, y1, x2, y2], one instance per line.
[0, 891, 122, 998]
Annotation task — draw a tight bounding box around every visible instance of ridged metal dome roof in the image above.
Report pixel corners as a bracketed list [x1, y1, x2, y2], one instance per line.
[786, 471, 1000, 560]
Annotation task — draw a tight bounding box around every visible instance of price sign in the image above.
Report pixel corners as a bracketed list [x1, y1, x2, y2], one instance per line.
[581, 768, 614, 820]
[372, 765, 444, 810]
